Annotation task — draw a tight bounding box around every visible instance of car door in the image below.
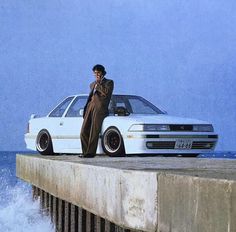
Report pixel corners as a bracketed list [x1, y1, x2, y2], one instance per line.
[56, 96, 87, 153]
[46, 96, 74, 137]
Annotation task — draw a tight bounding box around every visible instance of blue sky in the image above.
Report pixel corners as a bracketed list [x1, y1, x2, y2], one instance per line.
[0, 0, 236, 151]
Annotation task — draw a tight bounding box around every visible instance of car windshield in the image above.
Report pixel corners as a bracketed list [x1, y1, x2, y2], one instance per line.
[109, 95, 164, 115]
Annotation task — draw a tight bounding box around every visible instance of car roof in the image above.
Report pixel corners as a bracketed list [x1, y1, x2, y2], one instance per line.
[71, 94, 141, 98]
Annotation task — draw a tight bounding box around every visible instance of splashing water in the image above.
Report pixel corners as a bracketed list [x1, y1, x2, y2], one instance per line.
[0, 152, 54, 232]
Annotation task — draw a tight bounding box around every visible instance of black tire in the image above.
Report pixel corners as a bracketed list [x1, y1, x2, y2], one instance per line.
[36, 129, 54, 155]
[102, 127, 125, 157]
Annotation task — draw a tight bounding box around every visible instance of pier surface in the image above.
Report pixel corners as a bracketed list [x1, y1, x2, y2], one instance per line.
[16, 155, 236, 232]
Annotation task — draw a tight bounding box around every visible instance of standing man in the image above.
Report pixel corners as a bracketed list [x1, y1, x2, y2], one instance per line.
[80, 64, 114, 158]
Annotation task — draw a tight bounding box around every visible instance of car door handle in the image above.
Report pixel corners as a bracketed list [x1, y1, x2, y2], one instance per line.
[60, 122, 64, 126]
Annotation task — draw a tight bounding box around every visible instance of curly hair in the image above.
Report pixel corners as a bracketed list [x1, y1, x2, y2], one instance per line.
[92, 64, 107, 76]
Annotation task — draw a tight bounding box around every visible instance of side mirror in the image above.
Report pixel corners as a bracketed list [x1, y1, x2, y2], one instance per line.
[79, 108, 84, 116]
[114, 106, 130, 116]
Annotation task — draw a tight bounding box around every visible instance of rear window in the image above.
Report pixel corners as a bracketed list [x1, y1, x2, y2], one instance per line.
[48, 97, 74, 117]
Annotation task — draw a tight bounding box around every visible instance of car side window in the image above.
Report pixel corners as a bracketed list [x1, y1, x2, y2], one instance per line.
[108, 100, 114, 114]
[128, 98, 157, 114]
[112, 96, 132, 113]
[66, 97, 87, 117]
[49, 97, 74, 117]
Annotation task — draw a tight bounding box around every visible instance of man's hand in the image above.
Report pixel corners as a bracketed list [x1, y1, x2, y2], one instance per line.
[94, 80, 113, 97]
[94, 83, 100, 91]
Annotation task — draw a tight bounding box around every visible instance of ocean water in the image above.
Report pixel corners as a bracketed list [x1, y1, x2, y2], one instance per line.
[0, 151, 53, 232]
[1, 151, 236, 232]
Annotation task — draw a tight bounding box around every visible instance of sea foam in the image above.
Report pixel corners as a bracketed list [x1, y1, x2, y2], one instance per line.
[0, 179, 54, 232]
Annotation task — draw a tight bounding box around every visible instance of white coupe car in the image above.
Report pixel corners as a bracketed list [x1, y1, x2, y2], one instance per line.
[25, 94, 218, 157]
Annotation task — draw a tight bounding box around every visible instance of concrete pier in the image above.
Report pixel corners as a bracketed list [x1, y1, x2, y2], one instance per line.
[32, 186, 126, 232]
[16, 155, 236, 232]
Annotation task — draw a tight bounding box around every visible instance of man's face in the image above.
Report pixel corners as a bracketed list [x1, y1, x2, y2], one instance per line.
[94, 70, 103, 82]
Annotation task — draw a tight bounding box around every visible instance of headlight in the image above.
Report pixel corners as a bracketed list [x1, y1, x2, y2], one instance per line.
[129, 124, 170, 132]
[193, 125, 214, 132]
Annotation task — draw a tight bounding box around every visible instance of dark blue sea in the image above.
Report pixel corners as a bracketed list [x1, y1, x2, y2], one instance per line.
[0, 151, 53, 232]
[1, 151, 236, 231]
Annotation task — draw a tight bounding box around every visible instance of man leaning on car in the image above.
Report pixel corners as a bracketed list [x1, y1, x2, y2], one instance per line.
[79, 64, 114, 158]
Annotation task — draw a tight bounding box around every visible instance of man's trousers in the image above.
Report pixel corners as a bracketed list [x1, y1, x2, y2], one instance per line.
[80, 101, 105, 155]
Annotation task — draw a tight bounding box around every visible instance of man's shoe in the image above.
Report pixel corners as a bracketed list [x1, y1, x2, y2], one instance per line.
[86, 154, 96, 158]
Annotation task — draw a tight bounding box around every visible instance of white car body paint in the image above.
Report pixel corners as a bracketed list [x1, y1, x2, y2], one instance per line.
[25, 94, 218, 155]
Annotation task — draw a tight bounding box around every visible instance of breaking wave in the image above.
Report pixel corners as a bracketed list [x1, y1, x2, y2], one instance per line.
[0, 153, 54, 232]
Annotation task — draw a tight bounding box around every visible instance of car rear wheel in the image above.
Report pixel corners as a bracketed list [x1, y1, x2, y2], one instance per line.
[36, 129, 54, 155]
[102, 127, 125, 157]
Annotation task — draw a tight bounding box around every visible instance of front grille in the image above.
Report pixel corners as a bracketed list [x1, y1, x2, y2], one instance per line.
[192, 141, 215, 149]
[145, 135, 218, 139]
[146, 141, 216, 150]
[208, 135, 218, 138]
[146, 141, 175, 149]
[146, 135, 160, 138]
[170, 125, 193, 131]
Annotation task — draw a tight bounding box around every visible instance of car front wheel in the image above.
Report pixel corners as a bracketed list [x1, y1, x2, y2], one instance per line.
[102, 127, 125, 157]
[36, 129, 54, 155]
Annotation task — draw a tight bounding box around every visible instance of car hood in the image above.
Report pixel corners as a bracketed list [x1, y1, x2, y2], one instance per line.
[124, 114, 211, 125]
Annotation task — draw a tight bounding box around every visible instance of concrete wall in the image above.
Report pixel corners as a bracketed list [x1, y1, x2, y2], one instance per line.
[16, 155, 236, 232]
[158, 174, 236, 232]
[33, 186, 132, 232]
[17, 155, 157, 231]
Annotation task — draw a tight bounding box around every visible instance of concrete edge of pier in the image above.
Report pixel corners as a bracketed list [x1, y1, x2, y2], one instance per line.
[16, 154, 236, 232]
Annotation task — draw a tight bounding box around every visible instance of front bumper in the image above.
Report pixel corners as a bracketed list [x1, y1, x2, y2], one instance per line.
[123, 132, 218, 154]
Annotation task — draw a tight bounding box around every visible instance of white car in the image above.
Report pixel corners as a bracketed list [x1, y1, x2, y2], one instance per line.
[25, 94, 218, 157]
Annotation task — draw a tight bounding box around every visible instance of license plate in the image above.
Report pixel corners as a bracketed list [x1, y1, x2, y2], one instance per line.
[175, 139, 192, 149]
